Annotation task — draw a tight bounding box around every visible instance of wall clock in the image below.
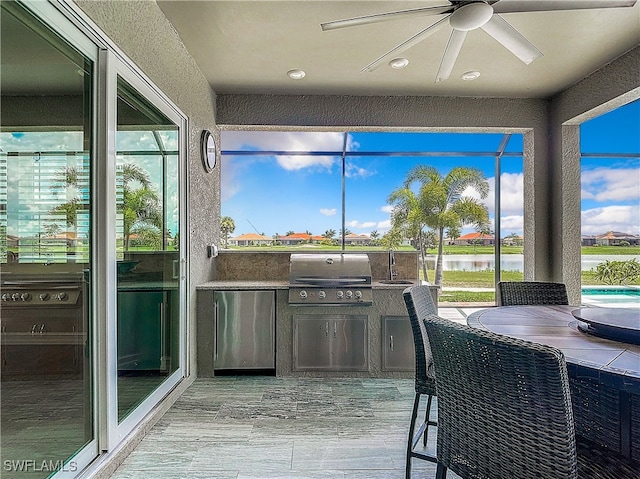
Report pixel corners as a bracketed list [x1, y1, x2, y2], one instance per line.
[201, 129, 217, 172]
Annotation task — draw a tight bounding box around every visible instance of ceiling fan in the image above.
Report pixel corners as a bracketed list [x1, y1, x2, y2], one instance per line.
[321, 0, 637, 83]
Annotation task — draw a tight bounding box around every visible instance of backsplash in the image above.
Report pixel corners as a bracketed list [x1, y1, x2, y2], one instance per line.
[214, 250, 419, 282]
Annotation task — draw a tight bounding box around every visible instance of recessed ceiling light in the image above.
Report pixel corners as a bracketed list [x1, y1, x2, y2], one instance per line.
[287, 69, 306, 80]
[461, 70, 481, 81]
[389, 58, 409, 69]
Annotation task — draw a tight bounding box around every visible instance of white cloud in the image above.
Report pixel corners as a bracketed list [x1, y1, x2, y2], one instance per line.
[277, 155, 333, 171]
[221, 130, 359, 172]
[345, 162, 375, 178]
[346, 220, 377, 229]
[500, 215, 524, 235]
[380, 205, 394, 213]
[220, 155, 243, 201]
[581, 167, 640, 202]
[581, 204, 640, 235]
[320, 208, 337, 216]
[377, 219, 392, 230]
[464, 172, 523, 216]
[497, 173, 524, 216]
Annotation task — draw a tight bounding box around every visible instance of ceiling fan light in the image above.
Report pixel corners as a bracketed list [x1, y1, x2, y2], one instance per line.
[461, 70, 481, 81]
[450, 2, 494, 31]
[389, 57, 409, 69]
[287, 69, 306, 80]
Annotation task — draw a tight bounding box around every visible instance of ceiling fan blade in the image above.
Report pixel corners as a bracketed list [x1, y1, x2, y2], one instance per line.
[362, 16, 450, 72]
[481, 15, 542, 64]
[435, 29, 467, 83]
[321, 5, 454, 31]
[492, 0, 636, 14]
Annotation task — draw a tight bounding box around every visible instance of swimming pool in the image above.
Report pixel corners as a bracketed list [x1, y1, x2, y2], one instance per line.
[581, 286, 640, 306]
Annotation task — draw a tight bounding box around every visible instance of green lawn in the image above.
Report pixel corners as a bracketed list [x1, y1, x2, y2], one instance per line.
[421, 269, 640, 287]
[225, 244, 639, 255]
[425, 245, 640, 255]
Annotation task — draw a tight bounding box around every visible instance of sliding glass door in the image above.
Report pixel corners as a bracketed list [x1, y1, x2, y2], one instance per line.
[115, 77, 182, 422]
[1, 1, 188, 477]
[0, 1, 97, 476]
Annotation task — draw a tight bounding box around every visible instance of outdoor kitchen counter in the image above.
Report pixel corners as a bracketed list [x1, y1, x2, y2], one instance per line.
[197, 280, 288, 290]
[196, 280, 416, 289]
[196, 280, 423, 378]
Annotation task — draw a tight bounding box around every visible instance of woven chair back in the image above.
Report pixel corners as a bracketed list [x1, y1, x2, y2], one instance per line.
[423, 314, 578, 479]
[403, 286, 437, 389]
[497, 281, 569, 306]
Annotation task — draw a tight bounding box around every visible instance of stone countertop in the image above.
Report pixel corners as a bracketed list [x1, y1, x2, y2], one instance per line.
[196, 280, 420, 290]
[197, 280, 288, 290]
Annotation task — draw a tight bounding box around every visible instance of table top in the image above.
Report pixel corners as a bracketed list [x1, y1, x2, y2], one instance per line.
[467, 305, 640, 392]
[572, 307, 640, 345]
[571, 307, 640, 330]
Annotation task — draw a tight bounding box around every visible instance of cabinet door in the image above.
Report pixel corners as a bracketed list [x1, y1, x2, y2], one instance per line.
[383, 316, 415, 371]
[294, 314, 368, 371]
[294, 316, 331, 370]
[214, 290, 275, 369]
[331, 317, 368, 371]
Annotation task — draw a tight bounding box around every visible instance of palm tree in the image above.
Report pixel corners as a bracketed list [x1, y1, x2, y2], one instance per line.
[122, 185, 162, 250]
[388, 165, 489, 287]
[323, 229, 336, 241]
[387, 187, 432, 283]
[380, 227, 403, 250]
[220, 216, 236, 248]
[119, 163, 162, 251]
[446, 226, 461, 246]
[369, 229, 380, 247]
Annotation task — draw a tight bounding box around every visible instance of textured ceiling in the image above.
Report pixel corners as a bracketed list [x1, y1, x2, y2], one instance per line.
[157, 0, 640, 98]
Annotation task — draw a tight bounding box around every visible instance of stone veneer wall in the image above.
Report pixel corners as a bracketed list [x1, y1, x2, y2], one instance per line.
[215, 250, 419, 282]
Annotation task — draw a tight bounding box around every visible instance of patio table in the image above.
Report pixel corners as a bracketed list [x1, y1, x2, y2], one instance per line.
[467, 305, 640, 462]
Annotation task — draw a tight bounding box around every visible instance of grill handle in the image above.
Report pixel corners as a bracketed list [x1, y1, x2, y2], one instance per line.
[291, 277, 370, 284]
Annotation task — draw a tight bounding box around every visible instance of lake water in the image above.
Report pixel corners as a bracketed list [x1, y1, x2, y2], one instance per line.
[423, 254, 640, 272]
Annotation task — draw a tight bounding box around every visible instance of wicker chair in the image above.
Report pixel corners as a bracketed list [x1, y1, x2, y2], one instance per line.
[402, 286, 438, 478]
[422, 313, 640, 479]
[497, 281, 569, 306]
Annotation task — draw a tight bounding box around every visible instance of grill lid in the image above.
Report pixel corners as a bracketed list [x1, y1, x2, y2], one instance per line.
[289, 253, 372, 285]
[289, 253, 372, 306]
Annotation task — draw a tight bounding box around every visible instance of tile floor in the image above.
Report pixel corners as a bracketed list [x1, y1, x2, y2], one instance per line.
[109, 377, 454, 479]
[109, 309, 474, 479]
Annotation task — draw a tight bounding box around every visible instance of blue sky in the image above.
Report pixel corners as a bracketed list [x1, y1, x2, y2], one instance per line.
[221, 100, 639, 239]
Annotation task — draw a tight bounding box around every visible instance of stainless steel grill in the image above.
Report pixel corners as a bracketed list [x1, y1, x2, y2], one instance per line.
[288, 253, 372, 306]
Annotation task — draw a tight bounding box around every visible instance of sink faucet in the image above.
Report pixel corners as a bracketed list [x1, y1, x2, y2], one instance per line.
[388, 250, 397, 280]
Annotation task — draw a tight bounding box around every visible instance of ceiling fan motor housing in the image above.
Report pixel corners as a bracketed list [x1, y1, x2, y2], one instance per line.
[450, 2, 494, 31]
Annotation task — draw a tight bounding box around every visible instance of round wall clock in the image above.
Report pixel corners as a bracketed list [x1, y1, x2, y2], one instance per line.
[201, 129, 217, 172]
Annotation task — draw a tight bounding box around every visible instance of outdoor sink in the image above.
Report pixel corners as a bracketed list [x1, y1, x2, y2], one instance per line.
[378, 280, 414, 285]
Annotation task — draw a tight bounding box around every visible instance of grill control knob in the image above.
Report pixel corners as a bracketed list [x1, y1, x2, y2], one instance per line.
[345, 290, 353, 299]
[318, 290, 326, 299]
[56, 292, 68, 301]
[39, 293, 50, 301]
[336, 291, 344, 299]
[299, 290, 308, 300]
[1, 293, 10, 302]
[11, 293, 21, 301]
[354, 290, 362, 299]
[20, 293, 32, 301]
